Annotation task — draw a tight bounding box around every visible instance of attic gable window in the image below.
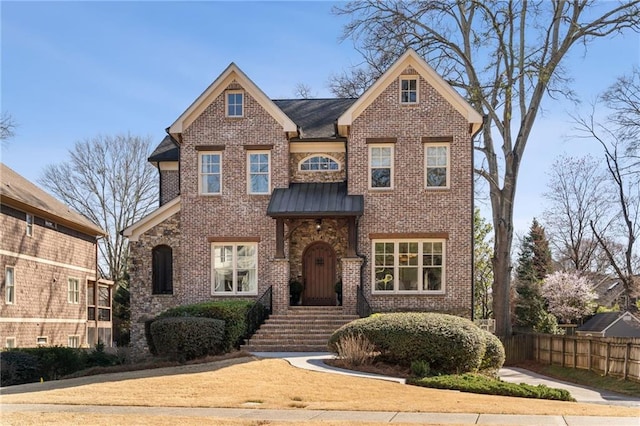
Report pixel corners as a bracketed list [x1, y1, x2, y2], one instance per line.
[299, 155, 340, 171]
[226, 90, 244, 117]
[400, 77, 418, 104]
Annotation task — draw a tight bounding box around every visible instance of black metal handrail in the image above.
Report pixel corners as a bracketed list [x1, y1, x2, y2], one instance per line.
[357, 285, 372, 318]
[244, 286, 273, 340]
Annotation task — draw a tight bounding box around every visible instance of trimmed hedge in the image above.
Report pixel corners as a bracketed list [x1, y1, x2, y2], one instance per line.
[156, 300, 258, 351]
[408, 373, 575, 401]
[150, 316, 225, 362]
[480, 329, 505, 371]
[329, 312, 486, 374]
[0, 351, 41, 386]
[16, 346, 87, 380]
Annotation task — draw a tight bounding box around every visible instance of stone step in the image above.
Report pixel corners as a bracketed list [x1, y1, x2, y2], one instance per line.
[243, 343, 331, 352]
[247, 337, 330, 345]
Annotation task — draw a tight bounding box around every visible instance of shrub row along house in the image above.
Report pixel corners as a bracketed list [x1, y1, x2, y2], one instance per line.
[0, 163, 113, 348]
[124, 49, 483, 356]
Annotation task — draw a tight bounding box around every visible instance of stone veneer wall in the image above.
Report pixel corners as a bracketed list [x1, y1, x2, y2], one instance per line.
[128, 212, 181, 359]
[347, 66, 473, 318]
[290, 152, 346, 183]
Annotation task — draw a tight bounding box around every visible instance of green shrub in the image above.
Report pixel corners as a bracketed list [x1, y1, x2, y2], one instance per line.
[408, 373, 575, 401]
[328, 312, 486, 374]
[157, 300, 256, 351]
[19, 346, 87, 380]
[150, 316, 225, 362]
[144, 318, 158, 355]
[0, 351, 41, 386]
[85, 342, 118, 367]
[410, 360, 431, 378]
[479, 330, 505, 371]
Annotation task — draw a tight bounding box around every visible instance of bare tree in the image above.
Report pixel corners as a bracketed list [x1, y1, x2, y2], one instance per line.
[543, 155, 609, 273]
[1, 112, 16, 141]
[333, 1, 640, 335]
[294, 83, 315, 99]
[601, 67, 640, 152]
[40, 133, 158, 284]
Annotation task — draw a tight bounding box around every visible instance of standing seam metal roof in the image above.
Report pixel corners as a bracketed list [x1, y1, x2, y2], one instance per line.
[267, 182, 363, 217]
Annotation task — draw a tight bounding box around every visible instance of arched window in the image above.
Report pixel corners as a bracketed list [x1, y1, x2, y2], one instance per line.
[152, 245, 173, 295]
[299, 155, 340, 171]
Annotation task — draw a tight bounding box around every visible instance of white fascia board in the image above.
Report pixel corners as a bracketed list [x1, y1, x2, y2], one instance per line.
[122, 197, 181, 242]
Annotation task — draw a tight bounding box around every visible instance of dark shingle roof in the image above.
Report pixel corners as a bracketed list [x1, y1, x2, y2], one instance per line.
[149, 135, 180, 162]
[273, 98, 357, 139]
[0, 163, 105, 236]
[267, 182, 363, 217]
[577, 312, 624, 332]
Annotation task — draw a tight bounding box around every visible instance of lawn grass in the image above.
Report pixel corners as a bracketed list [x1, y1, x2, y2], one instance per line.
[513, 361, 640, 397]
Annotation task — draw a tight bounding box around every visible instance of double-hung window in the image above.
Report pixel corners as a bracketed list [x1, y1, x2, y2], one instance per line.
[200, 152, 222, 195]
[5, 266, 15, 304]
[68, 335, 80, 348]
[212, 243, 257, 295]
[226, 91, 244, 117]
[425, 143, 450, 188]
[369, 145, 394, 189]
[247, 151, 270, 194]
[373, 240, 445, 294]
[68, 277, 80, 304]
[400, 77, 418, 104]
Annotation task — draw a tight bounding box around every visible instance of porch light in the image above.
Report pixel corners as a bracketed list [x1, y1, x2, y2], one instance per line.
[316, 219, 322, 232]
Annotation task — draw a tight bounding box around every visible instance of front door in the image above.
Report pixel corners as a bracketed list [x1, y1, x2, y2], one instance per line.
[302, 241, 336, 306]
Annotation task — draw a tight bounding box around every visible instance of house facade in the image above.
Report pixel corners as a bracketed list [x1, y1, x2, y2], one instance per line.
[125, 50, 483, 356]
[0, 163, 112, 348]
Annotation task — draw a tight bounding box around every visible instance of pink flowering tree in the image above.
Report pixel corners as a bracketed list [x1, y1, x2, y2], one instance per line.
[541, 272, 597, 324]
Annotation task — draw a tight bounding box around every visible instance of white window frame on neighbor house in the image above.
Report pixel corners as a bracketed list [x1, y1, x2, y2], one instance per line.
[68, 277, 80, 304]
[199, 152, 222, 195]
[5, 337, 16, 349]
[299, 154, 341, 171]
[425, 143, 450, 189]
[211, 242, 258, 295]
[247, 151, 271, 194]
[68, 335, 80, 348]
[400, 77, 418, 104]
[372, 239, 446, 295]
[368, 144, 394, 190]
[226, 90, 244, 117]
[26, 213, 33, 237]
[5, 266, 15, 304]
[36, 336, 48, 346]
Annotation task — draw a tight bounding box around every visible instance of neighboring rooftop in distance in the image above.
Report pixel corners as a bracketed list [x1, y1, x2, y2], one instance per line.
[0, 162, 105, 236]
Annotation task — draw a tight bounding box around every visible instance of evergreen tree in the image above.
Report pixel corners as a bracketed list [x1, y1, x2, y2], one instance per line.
[514, 219, 554, 331]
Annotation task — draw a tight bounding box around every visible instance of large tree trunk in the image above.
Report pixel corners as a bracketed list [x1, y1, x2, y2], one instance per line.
[491, 188, 515, 337]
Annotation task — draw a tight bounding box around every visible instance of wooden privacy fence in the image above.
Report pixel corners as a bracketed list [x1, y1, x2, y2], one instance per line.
[500, 333, 640, 382]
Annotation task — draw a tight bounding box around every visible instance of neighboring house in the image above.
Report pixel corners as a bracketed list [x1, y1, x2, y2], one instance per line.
[124, 49, 483, 356]
[589, 274, 628, 309]
[0, 163, 113, 348]
[576, 311, 640, 338]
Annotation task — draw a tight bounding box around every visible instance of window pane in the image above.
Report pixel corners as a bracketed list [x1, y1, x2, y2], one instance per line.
[98, 287, 110, 307]
[427, 168, 447, 187]
[371, 168, 391, 188]
[214, 269, 233, 292]
[424, 268, 442, 291]
[250, 174, 268, 193]
[375, 268, 394, 291]
[87, 285, 95, 305]
[203, 175, 220, 193]
[399, 267, 418, 290]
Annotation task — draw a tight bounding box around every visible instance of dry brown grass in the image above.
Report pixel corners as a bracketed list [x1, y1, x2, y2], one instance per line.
[2, 357, 638, 423]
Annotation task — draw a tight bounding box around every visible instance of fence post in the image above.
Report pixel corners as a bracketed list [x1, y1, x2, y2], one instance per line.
[573, 338, 577, 369]
[624, 342, 630, 380]
[604, 342, 610, 377]
[536, 334, 540, 362]
[587, 339, 592, 372]
[561, 337, 566, 367]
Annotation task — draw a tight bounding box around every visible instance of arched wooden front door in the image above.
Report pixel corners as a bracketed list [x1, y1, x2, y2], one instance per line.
[302, 241, 336, 306]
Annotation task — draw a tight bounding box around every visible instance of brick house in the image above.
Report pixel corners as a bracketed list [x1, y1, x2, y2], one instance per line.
[124, 49, 482, 355]
[0, 163, 113, 348]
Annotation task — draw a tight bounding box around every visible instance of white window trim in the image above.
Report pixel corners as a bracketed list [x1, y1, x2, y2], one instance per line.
[226, 90, 244, 118]
[247, 150, 271, 195]
[68, 277, 80, 304]
[424, 143, 451, 189]
[371, 239, 446, 295]
[36, 336, 48, 346]
[199, 152, 223, 195]
[298, 154, 341, 172]
[68, 335, 80, 348]
[368, 144, 394, 190]
[5, 337, 16, 348]
[400, 77, 419, 104]
[26, 213, 33, 237]
[5, 266, 15, 304]
[211, 243, 258, 296]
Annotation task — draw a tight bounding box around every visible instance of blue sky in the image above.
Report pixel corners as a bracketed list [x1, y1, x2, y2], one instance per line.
[2, 1, 639, 237]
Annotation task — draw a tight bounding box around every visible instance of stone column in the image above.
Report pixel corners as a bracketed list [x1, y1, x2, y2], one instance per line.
[341, 257, 363, 315]
[271, 258, 290, 315]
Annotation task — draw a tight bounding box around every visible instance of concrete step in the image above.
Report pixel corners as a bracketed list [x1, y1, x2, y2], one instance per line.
[243, 343, 330, 352]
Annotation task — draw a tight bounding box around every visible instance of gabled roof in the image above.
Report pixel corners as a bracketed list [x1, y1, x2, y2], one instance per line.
[267, 182, 363, 218]
[0, 163, 105, 236]
[577, 311, 640, 333]
[122, 196, 181, 242]
[148, 135, 180, 163]
[273, 99, 356, 139]
[168, 63, 297, 138]
[337, 49, 483, 135]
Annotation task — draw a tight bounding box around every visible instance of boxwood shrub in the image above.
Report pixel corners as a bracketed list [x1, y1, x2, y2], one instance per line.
[150, 316, 225, 361]
[480, 329, 505, 371]
[156, 300, 258, 351]
[328, 312, 486, 374]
